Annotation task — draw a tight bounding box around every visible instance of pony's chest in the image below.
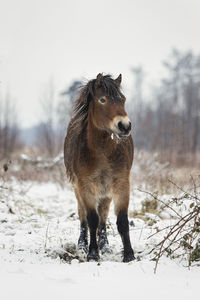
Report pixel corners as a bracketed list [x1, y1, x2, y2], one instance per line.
[90, 167, 113, 198]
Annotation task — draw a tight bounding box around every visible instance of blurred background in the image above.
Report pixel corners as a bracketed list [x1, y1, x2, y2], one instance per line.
[0, 0, 200, 188]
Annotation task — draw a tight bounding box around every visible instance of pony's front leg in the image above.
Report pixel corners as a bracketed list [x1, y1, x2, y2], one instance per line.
[87, 209, 100, 261]
[114, 183, 135, 262]
[116, 210, 135, 262]
[77, 182, 100, 261]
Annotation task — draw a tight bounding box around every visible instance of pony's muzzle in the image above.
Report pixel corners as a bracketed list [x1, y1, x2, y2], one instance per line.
[110, 116, 132, 139]
[118, 121, 131, 135]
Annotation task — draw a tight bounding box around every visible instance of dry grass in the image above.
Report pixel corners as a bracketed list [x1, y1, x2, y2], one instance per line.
[132, 149, 200, 195]
[0, 152, 66, 187]
[1, 148, 199, 196]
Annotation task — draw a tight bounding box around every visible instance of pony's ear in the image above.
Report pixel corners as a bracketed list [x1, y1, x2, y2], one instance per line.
[96, 73, 103, 87]
[115, 74, 122, 87]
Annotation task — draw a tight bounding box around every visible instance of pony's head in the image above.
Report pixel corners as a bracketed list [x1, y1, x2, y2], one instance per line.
[79, 73, 131, 139]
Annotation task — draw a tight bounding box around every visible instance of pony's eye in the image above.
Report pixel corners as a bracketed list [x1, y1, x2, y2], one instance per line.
[99, 98, 106, 104]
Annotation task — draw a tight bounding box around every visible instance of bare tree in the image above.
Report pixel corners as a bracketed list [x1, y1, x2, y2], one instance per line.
[128, 66, 147, 147]
[57, 79, 82, 146]
[36, 80, 58, 157]
[36, 79, 82, 157]
[0, 92, 21, 160]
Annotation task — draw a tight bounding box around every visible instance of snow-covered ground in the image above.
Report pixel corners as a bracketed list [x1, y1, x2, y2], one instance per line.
[0, 179, 199, 299]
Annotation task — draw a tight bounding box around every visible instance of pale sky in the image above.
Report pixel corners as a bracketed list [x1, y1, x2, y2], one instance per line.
[0, 0, 200, 127]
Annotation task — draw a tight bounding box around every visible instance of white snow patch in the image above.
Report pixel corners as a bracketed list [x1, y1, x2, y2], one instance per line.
[0, 179, 199, 299]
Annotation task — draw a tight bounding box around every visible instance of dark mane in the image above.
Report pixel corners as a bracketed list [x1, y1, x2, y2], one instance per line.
[72, 74, 124, 125]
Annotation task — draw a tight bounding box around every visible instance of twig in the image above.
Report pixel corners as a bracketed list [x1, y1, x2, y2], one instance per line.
[44, 223, 50, 250]
[0, 186, 8, 190]
[137, 188, 182, 218]
[168, 179, 200, 202]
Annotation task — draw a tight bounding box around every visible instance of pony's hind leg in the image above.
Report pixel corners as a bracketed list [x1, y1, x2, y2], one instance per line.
[97, 197, 112, 254]
[78, 205, 88, 253]
[75, 188, 88, 253]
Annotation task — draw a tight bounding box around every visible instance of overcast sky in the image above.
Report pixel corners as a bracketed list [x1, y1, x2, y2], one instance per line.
[0, 0, 200, 127]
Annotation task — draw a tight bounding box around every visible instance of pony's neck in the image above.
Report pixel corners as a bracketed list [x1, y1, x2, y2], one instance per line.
[86, 116, 116, 156]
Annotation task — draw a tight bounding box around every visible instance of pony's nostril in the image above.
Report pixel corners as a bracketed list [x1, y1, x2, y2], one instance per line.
[118, 121, 131, 133]
[118, 121, 124, 132]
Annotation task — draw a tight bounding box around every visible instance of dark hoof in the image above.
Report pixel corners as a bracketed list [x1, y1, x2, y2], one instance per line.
[123, 250, 135, 262]
[87, 249, 100, 261]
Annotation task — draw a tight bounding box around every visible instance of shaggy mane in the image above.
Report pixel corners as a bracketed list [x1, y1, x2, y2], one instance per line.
[72, 74, 124, 125]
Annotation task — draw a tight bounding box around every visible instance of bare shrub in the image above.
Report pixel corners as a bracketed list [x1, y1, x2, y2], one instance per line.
[145, 176, 200, 272]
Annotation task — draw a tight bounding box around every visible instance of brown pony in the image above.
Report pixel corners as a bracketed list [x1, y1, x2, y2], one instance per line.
[64, 73, 135, 262]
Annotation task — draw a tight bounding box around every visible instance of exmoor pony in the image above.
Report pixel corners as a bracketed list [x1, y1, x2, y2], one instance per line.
[64, 73, 135, 262]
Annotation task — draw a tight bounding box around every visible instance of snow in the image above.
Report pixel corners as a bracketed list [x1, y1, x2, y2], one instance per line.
[0, 259, 199, 300]
[0, 179, 199, 299]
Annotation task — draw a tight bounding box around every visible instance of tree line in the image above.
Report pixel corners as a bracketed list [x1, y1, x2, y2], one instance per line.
[0, 49, 199, 165]
[129, 49, 200, 165]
